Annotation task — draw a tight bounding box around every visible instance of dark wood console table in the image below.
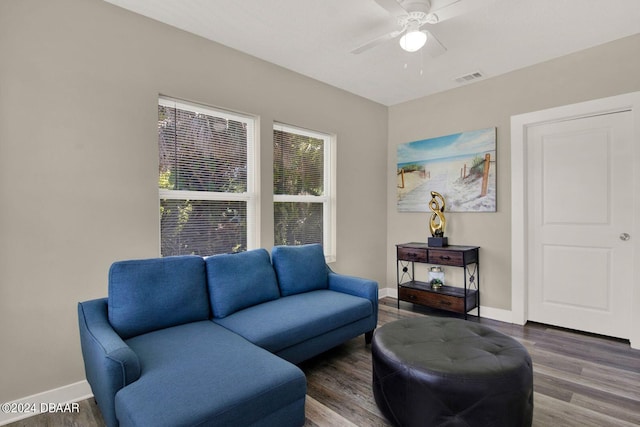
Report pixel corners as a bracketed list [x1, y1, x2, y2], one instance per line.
[396, 242, 480, 318]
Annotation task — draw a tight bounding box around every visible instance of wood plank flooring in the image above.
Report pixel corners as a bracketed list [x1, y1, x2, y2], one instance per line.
[7, 297, 640, 427]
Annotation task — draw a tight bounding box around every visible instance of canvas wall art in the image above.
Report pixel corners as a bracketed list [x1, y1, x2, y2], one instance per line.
[397, 127, 496, 212]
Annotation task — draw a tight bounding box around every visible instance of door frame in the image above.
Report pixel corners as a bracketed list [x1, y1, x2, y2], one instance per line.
[510, 91, 640, 349]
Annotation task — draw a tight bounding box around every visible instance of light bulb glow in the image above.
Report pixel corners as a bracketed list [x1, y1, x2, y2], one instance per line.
[399, 30, 427, 52]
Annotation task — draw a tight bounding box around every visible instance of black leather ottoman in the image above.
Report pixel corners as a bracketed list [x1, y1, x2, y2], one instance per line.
[372, 317, 533, 427]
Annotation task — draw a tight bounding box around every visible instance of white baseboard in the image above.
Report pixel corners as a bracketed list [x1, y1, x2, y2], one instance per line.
[379, 287, 514, 324]
[466, 305, 513, 323]
[378, 287, 396, 299]
[0, 380, 92, 426]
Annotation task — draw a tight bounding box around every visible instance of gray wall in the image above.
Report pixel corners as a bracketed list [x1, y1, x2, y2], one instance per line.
[0, 0, 388, 402]
[386, 33, 640, 311]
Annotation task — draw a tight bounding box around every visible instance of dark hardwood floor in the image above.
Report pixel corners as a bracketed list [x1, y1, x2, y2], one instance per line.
[7, 297, 640, 426]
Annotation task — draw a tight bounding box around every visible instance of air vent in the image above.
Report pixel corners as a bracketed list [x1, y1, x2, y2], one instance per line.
[454, 71, 484, 84]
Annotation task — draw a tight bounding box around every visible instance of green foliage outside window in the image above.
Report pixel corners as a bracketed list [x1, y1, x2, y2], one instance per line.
[273, 129, 325, 247]
[158, 103, 248, 256]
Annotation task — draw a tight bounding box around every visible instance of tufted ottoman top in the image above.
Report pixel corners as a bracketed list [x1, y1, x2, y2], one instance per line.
[372, 317, 533, 427]
[374, 317, 530, 379]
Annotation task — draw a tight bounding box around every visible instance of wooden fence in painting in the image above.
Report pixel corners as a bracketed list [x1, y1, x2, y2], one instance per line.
[460, 153, 492, 197]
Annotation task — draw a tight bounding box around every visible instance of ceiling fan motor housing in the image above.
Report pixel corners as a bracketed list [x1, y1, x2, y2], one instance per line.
[400, 0, 432, 13]
[397, 0, 438, 28]
[398, 11, 429, 29]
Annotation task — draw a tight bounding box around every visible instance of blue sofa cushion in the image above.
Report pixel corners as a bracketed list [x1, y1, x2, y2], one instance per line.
[205, 248, 281, 318]
[108, 256, 209, 339]
[213, 289, 374, 354]
[271, 244, 328, 296]
[115, 321, 306, 427]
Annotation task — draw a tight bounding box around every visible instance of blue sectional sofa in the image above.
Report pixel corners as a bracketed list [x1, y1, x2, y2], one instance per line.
[78, 244, 378, 427]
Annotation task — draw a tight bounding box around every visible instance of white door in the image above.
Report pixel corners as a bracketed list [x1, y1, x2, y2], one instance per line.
[526, 111, 633, 339]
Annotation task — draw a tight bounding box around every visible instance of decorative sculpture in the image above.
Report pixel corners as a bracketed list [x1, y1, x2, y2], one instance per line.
[428, 191, 448, 247]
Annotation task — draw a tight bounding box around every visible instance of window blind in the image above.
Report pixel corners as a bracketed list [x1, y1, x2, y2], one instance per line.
[158, 97, 256, 256]
[273, 123, 334, 257]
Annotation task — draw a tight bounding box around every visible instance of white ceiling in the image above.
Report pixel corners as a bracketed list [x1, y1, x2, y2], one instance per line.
[104, 0, 640, 106]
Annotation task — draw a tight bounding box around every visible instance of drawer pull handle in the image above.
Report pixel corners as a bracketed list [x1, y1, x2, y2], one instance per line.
[439, 301, 452, 306]
[439, 256, 451, 260]
[409, 294, 416, 300]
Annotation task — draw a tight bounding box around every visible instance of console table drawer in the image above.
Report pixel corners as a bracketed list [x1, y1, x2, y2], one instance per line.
[397, 247, 428, 263]
[428, 250, 464, 266]
[399, 287, 464, 313]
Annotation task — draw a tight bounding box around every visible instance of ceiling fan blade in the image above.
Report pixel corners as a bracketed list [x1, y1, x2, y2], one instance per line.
[423, 29, 446, 57]
[351, 30, 403, 54]
[428, 0, 495, 23]
[374, 0, 408, 17]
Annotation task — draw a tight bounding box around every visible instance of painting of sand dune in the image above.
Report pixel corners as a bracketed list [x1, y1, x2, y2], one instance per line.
[397, 127, 496, 212]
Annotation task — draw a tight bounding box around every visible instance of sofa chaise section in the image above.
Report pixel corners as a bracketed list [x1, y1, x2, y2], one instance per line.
[116, 320, 305, 427]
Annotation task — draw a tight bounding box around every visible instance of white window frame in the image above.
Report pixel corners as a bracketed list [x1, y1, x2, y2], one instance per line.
[158, 96, 260, 253]
[273, 123, 337, 262]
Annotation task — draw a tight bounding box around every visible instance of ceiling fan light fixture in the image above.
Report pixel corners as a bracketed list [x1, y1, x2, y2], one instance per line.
[399, 29, 427, 52]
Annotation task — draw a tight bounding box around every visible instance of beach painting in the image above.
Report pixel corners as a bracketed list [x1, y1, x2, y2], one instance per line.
[397, 127, 496, 212]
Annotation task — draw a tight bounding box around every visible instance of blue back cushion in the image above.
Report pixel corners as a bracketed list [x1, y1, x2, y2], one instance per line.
[205, 249, 281, 318]
[108, 256, 210, 339]
[271, 244, 328, 296]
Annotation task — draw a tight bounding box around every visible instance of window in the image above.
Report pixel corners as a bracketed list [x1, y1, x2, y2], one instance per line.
[158, 97, 258, 256]
[273, 123, 336, 261]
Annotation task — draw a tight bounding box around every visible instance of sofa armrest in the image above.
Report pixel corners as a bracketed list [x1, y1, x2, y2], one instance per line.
[78, 298, 140, 427]
[328, 272, 379, 325]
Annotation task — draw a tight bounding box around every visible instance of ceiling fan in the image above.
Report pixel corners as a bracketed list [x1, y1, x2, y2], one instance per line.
[352, 0, 488, 56]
